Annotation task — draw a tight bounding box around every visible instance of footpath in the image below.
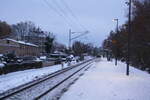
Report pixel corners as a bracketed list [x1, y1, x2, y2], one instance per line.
[60, 58, 150, 100]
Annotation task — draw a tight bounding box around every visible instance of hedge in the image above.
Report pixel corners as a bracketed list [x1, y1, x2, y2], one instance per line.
[0, 61, 42, 75]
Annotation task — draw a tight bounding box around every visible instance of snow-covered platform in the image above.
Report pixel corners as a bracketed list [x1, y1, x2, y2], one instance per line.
[60, 58, 150, 100]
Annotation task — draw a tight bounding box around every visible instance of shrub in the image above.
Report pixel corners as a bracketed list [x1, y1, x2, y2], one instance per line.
[0, 61, 42, 75]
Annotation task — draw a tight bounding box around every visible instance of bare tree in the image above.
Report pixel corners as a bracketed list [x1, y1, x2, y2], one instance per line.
[0, 20, 11, 38]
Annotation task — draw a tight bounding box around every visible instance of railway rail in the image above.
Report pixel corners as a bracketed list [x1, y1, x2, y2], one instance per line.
[0, 59, 95, 100]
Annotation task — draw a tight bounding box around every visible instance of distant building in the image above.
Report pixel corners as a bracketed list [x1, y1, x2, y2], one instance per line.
[24, 35, 46, 53]
[0, 38, 40, 56]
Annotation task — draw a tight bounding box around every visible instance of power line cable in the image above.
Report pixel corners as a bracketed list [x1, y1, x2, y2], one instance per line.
[43, 0, 76, 29]
[43, 0, 90, 43]
[59, 0, 87, 30]
[51, 0, 82, 31]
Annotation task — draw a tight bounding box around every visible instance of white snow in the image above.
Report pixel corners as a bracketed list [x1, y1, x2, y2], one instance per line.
[0, 63, 69, 94]
[60, 58, 150, 100]
[0, 63, 4, 68]
[5, 38, 38, 47]
[84, 56, 93, 60]
[0, 54, 3, 57]
[39, 56, 47, 60]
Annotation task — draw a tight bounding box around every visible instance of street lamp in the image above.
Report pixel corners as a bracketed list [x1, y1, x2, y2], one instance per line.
[112, 19, 119, 34]
[125, 0, 132, 76]
[127, 0, 131, 76]
[112, 18, 119, 66]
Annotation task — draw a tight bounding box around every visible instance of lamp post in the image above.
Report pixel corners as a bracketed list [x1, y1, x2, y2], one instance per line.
[112, 18, 119, 66]
[69, 29, 72, 50]
[113, 19, 119, 33]
[127, 0, 131, 76]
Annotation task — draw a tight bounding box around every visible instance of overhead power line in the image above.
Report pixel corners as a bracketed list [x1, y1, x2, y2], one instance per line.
[43, 0, 88, 32]
[43, 0, 76, 29]
[51, 0, 82, 31]
[59, 0, 87, 30]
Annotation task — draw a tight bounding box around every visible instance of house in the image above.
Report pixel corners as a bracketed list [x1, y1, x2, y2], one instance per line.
[24, 35, 46, 53]
[0, 38, 40, 57]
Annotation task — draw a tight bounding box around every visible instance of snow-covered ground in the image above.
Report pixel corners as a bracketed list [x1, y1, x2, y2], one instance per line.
[0, 62, 75, 94]
[60, 58, 150, 100]
[0, 63, 4, 68]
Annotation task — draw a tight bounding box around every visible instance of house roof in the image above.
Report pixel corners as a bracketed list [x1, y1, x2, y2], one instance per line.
[5, 38, 39, 47]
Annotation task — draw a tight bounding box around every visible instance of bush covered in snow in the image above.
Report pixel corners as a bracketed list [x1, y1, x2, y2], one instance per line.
[0, 61, 42, 75]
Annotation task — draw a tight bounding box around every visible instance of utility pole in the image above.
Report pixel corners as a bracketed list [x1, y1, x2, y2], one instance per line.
[113, 19, 119, 66]
[69, 29, 71, 51]
[126, 0, 131, 76]
[115, 19, 118, 66]
[68, 29, 89, 54]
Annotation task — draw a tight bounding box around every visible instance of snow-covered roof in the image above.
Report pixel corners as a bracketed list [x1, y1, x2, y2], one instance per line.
[50, 52, 67, 57]
[5, 38, 38, 47]
[53, 51, 67, 56]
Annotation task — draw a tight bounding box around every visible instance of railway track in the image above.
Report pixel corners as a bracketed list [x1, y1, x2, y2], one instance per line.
[0, 59, 94, 100]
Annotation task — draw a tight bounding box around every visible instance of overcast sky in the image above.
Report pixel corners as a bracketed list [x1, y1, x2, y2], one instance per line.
[0, 0, 127, 47]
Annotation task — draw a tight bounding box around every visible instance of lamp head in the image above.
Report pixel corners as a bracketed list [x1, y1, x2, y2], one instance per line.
[112, 19, 118, 22]
[85, 31, 90, 34]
